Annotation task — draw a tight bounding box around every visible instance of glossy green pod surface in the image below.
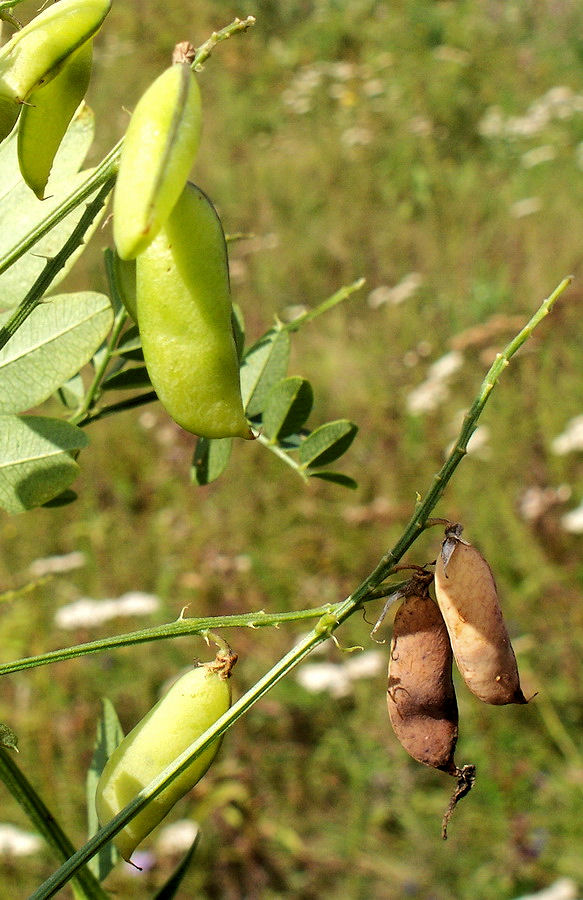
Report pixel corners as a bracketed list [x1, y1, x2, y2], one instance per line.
[113, 63, 202, 260]
[136, 182, 253, 440]
[95, 656, 233, 861]
[17, 40, 93, 199]
[0, 0, 109, 109]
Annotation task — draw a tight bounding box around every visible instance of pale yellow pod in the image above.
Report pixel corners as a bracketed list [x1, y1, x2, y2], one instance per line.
[434, 530, 526, 705]
[113, 63, 202, 260]
[0, 0, 109, 103]
[95, 652, 235, 861]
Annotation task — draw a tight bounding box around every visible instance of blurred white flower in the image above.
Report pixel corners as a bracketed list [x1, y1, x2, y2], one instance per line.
[521, 145, 556, 168]
[296, 662, 352, 697]
[156, 820, 199, 855]
[55, 592, 160, 629]
[341, 126, 373, 147]
[433, 45, 470, 65]
[406, 351, 464, 415]
[561, 503, 583, 534]
[368, 273, 423, 309]
[518, 485, 571, 522]
[512, 876, 578, 900]
[551, 415, 583, 454]
[510, 197, 542, 218]
[0, 824, 42, 856]
[29, 551, 86, 577]
[296, 650, 384, 698]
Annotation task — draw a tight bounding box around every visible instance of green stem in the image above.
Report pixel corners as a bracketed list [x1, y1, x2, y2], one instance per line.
[0, 605, 338, 676]
[0, 180, 114, 352]
[255, 432, 309, 479]
[30, 277, 571, 900]
[191, 16, 256, 70]
[0, 750, 108, 900]
[69, 253, 129, 425]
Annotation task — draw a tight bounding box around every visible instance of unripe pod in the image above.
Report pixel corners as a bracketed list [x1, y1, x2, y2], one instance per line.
[136, 182, 253, 440]
[17, 41, 93, 199]
[113, 62, 202, 260]
[95, 650, 235, 861]
[388, 586, 458, 773]
[0, 0, 110, 141]
[434, 527, 527, 705]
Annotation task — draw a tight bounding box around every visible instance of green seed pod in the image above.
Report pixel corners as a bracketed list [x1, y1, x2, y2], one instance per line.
[434, 527, 527, 705]
[113, 63, 202, 260]
[136, 182, 253, 440]
[112, 252, 137, 322]
[0, 0, 110, 140]
[388, 586, 458, 773]
[17, 40, 93, 199]
[95, 649, 236, 861]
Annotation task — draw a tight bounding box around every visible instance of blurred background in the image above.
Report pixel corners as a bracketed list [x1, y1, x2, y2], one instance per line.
[1, 0, 583, 897]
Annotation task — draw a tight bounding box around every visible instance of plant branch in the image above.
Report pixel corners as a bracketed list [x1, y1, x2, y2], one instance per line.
[0, 605, 339, 676]
[0, 749, 108, 900]
[30, 277, 571, 899]
[0, 180, 114, 352]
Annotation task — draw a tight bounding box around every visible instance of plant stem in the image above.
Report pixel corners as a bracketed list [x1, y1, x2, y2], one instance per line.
[0, 605, 339, 676]
[30, 276, 571, 900]
[0, 749, 108, 900]
[0, 180, 114, 352]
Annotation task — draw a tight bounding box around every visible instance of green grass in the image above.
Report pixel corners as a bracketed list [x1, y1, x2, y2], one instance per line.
[2, 0, 583, 896]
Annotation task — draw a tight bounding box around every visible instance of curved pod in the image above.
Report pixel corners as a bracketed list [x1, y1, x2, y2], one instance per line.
[113, 63, 202, 260]
[388, 590, 458, 773]
[0, 0, 109, 132]
[18, 41, 93, 199]
[95, 654, 234, 861]
[434, 533, 526, 705]
[136, 182, 252, 439]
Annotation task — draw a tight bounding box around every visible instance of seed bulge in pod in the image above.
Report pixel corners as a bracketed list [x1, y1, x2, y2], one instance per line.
[387, 586, 459, 773]
[434, 526, 527, 706]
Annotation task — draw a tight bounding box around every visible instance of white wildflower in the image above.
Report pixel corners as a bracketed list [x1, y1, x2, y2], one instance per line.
[368, 273, 423, 309]
[341, 126, 373, 147]
[55, 592, 160, 629]
[512, 876, 578, 900]
[406, 351, 464, 415]
[551, 415, 583, 454]
[561, 502, 583, 534]
[521, 145, 556, 168]
[29, 551, 86, 577]
[510, 197, 542, 218]
[296, 662, 352, 698]
[0, 824, 42, 856]
[156, 820, 199, 855]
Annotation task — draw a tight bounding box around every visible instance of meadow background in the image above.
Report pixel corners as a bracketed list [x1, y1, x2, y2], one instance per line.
[1, 0, 583, 897]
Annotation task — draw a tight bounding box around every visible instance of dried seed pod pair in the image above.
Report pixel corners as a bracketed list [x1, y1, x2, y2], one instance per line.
[387, 529, 526, 836]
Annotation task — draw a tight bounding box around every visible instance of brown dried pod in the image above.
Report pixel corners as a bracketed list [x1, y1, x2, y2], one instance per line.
[434, 526, 527, 706]
[387, 583, 459, 773]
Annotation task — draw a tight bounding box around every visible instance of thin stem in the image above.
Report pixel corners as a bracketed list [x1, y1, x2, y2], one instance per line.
[0, 144, 121, 280]
[255, 432, 309, 479]
[69, 254, 129, 425]
[30, 277, 571, 900]
[0, 750, 108, 900]
[192, 16, 256, 70]
[0, 180, 114, 352]
[0, 605, 338, 676]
